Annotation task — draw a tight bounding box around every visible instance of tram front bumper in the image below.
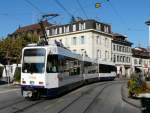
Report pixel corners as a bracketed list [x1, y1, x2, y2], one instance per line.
[23, 91, 33, 97]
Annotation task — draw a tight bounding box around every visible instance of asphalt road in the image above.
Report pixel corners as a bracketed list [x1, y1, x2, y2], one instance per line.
[0, 81, 144, 113]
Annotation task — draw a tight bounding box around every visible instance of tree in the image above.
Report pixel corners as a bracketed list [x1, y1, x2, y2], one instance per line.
[0, 33, 39, 64]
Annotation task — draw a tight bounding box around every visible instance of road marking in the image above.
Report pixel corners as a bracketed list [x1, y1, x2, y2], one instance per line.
[0, 89, 20, 94]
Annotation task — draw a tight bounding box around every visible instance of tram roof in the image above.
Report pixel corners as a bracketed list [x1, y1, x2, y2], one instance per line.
[23, 44, 82, 60]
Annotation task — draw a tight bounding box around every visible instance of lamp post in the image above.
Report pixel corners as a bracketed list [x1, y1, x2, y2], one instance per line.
[145, 20, 150, 51]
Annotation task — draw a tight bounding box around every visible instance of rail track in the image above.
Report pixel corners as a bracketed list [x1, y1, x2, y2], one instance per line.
[0, 81, 123, 113]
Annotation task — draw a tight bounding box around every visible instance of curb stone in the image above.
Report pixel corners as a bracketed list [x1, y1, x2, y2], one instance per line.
[121, 84, 143, 109]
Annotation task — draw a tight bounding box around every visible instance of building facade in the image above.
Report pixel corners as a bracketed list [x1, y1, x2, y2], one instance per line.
[47, 19, 113, 64]
[132, 47, 150, 76]
[112, 33, 133, 78]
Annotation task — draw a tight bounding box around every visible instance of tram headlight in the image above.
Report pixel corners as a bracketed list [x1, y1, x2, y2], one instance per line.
[22, 81, 26, 84]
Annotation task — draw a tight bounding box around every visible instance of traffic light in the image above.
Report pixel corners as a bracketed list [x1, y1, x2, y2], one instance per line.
[95, 3, 101, 8]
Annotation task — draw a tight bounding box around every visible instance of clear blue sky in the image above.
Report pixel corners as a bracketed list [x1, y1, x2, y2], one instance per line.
[0, 0, 150, 47]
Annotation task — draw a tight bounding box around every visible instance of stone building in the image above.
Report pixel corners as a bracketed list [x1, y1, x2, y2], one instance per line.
[112, 33, 133, 78]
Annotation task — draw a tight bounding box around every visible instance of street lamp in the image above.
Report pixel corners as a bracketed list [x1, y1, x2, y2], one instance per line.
[145, 20, 150, 52]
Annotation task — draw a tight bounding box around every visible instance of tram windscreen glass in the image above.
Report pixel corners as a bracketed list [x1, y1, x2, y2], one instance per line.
[22, 48, 46, 73]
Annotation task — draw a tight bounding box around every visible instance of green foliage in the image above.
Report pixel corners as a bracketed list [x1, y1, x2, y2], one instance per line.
[0, 66, 4, 78]
[128, 73, 150, 97]
[0, 33, 39, 64]
[14, 67, 21, 82]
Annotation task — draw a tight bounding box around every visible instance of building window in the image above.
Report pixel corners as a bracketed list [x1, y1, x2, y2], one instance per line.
[113, 55, 116, 62]
[54, 28, 57, 35]
[119, 46, 121, 52]
[120, 46, 123, 52]
[128, 47, 131, 53]
[96, 36, 101, 44]
[96, 36, 99, 44]
[105, 38, 109, 47]
[52, 29, 55, 35]
[66, 26, 69, 32]
[79, 23, 82, 30]
[105, 51, 109, 60]
[81, 36, 85, 44]
[104, 26, 109, 33]
[139, 59, 142, 64]
[83, 22, 86, 29]
[73, 25, 76, 31]
[105, 51, 107, 60]
[120, 56, 122, 62]
[117, 45, 119, 51]
[125, 47, 127, 52]
[123, 56, 125, 62]
[106, 26, 109, 33]
[128, 57, 130, 63]
[59, 27, 62, 34]
[96, 23, 101, 30]
[113, 45, 115, 51]
[72, 37, 77, 45]
[63, 26, 66, 33]
[117, 56, 119, 62]
[123, 47, 125, 52]
[79, 22, 85, 30]
[63, 26, 69, 33]
[97, 50, 99, 58]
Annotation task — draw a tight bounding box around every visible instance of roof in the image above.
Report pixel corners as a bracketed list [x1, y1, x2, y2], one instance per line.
[134, 47, 148, 52]
[47, 19, 111, 29]
[132, 47, 150, 59]
[13, 20, 52, 34]
[112, 33, 133, 46]
[113, 33, 127, 38]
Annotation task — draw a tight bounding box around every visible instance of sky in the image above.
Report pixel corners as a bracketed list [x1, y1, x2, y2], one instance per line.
[0, 0, 150, 47]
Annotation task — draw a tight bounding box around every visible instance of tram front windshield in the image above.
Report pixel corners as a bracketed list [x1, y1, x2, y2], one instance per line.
[22, 48, 46, 73]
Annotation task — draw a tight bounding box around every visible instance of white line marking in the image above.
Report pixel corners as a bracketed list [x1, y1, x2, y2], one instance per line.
[0, 89, 20, 94]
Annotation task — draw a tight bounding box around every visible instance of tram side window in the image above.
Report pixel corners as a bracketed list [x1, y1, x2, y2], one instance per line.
[58, 55, 80, 76]
[84, 61, 98, 74]
[99, 64, 116, 73]
[63, 58, 80, 76]
[46, 55, 58, 73]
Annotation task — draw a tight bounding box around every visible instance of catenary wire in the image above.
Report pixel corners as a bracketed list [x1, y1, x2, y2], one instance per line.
[76, 0, 88, 19]
[24, 0, 43, 14]
[55, 0, 74, 18]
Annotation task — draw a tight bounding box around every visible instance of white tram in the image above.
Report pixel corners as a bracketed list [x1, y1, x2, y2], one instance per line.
[21, 43, 116, 99]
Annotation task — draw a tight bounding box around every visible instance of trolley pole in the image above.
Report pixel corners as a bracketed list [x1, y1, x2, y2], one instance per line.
[39, 13, 59, 44]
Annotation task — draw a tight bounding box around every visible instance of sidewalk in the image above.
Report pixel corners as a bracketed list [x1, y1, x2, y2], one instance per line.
[0, 83, 20, 89]
[121, 81, 150, 109]
[121, 83, 142, 108]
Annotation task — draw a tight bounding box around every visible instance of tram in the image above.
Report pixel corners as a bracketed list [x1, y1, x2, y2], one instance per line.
[21, 42, 83, 99]
[21, 41, 116, 99]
